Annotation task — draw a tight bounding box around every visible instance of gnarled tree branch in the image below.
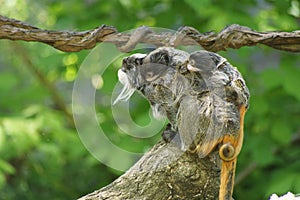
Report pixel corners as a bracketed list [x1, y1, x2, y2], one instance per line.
[1, 15, 300, 53]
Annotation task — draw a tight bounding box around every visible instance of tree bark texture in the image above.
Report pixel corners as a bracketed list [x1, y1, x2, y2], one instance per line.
[1, 15, 300, 53]
[78, 141, 220, 200]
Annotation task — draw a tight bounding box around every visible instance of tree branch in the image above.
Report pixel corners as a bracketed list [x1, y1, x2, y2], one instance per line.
[1, 15, 300, 52]
[78, 141, 220, 200]
[0, 15, 117, 52]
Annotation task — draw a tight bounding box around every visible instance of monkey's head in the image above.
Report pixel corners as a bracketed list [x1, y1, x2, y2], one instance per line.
[114, 47, 192, 120]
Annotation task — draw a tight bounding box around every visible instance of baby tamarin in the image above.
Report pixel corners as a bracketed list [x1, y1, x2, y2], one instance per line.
[115, 47, 249, 200]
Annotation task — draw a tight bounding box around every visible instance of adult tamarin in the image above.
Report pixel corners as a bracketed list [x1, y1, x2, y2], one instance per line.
[115, 47, 250, 200]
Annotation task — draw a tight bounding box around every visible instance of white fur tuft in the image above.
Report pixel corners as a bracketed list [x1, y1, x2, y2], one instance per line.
[113, 69, 135, 105]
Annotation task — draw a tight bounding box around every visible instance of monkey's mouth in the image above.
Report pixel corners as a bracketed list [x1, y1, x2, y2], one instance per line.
[113, 69, 135, 105]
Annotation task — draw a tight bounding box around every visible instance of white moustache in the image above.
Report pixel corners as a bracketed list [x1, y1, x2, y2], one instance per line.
[113, 69, 135, 105]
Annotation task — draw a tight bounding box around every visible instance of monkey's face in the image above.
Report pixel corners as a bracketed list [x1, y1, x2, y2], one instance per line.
[115, 47, 191, 120]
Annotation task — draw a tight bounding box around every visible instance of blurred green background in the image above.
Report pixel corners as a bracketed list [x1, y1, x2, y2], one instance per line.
[0, 0, 300, 199]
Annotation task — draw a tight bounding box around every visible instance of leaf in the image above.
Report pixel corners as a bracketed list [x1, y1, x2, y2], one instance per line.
[0, 159, 15, 174]
[0, 118, 40, 159]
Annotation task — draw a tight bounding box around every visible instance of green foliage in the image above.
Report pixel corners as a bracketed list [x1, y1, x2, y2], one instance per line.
[1, 0, 300, 199]
[0, 107, 116, 199]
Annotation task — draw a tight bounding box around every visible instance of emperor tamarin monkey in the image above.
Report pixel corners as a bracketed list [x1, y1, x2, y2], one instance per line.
[115, 47, 249, 200]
